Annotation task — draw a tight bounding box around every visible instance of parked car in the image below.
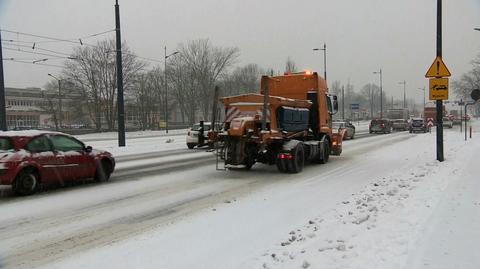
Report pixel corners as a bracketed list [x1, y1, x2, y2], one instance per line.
[186, 122, 220, 149]
[392, 119, 409, 131]
[409, 118, 428, 133]
[332, 121, 356, 139]
[0, 130, 115, 196]
[369, 119, 392, 134]
[443, 117, 453, 128]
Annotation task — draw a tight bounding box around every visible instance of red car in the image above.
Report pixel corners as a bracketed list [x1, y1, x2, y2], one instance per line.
[0, 131, 115, 196]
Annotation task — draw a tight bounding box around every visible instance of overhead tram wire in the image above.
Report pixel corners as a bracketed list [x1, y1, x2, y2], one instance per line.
[5, 59, 65, 69]
[2, 29, 167, 65]
[1, 42, 72, 57]
[0, 29, 115, 46]
[2, 46, 76, 59]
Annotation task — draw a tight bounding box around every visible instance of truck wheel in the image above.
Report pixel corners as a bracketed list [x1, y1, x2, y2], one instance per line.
[276, 158, 288, 173]
[319, 142, 330, 164]
[187, 143, 195, 149]
[288, 145, 305, 173]
[13, 168, 39, 196]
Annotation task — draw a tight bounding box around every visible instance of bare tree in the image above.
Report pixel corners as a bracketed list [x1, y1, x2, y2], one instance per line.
[220, 63, 263, 96]
[285, 57, 297, 73]
[63, 39, 146, 131]
[452, 53, 480, 115]
[452, 54, 480, 100]
[132, 68, 166, 130]
[169, 39, 240, 123]
[40, 81, 60, 130]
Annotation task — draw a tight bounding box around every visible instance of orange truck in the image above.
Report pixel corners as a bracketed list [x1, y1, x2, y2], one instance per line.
[215, 71, 343, 173]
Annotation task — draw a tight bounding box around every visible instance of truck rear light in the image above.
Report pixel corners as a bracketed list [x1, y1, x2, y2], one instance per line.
[278, 153, 293, 160]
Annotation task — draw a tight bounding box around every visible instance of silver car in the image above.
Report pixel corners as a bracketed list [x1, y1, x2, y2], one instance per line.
[333, 121, 356, 139]
[443, 117, 453, 128]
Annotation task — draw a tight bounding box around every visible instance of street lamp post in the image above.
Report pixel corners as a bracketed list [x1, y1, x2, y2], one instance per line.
[313, 43, 327, 84]
[0, 30, 6, 131]
[164, 47, 179, 134]
[418, 87, 426, 116]
[399, 80, 406, 108]
[373, 69, 383, 118]
[48, 73, 62, 130]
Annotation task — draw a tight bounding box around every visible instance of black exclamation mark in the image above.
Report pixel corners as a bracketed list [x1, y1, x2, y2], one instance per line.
[436, 61, 440, 75]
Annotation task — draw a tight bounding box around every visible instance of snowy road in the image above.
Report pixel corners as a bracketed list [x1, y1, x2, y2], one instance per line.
[0, 129, 415, 269]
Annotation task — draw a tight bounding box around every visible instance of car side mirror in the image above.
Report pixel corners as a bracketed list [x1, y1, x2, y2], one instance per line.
[85, 146, 93, 153]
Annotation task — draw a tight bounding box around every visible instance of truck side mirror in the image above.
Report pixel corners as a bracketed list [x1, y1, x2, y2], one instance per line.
[332, 95, 339, 113]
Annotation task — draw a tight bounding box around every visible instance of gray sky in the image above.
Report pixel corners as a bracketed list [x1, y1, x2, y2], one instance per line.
[1, 0, 480, 102]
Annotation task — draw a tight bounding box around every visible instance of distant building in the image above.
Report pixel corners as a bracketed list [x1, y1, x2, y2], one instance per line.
[4, 87, 86, 130]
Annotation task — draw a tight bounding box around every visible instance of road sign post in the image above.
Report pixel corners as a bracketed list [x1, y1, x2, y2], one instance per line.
[424, 0, 449, 162]
[465, 89, 480, 141]
[350, 104, 359, 120]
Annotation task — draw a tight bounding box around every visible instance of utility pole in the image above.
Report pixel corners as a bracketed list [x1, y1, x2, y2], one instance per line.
[370, 84, 374, 119]
[373, 69, 383, 118]
[164, 47, 179, 134]
[164, 46, 168, 134]
[399, 80, 406, 108]
[342, 85, 345, 120]
[323, 43, 327, 84]
[313, 43, 327, 84]
[115, 0, 126, 147]
[48, 73, 63, 129]
[436, 0, 444, 161]
[0, 30, 7, 131]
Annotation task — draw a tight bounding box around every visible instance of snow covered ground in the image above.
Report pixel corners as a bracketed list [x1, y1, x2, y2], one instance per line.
[0, 122, 477, 269]
[76, 129, 189, 157]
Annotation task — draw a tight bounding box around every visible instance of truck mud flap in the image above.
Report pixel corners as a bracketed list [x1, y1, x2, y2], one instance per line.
[331, 131, 344, 156]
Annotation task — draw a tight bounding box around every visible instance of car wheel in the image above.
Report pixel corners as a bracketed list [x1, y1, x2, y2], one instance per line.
[351, 132, 355, 139]
[95, 159, 112, 182]
[187, 143, 195, 149]
[13, 168, 39, 196]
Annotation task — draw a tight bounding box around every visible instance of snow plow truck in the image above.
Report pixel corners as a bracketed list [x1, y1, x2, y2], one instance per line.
[215, 71, 343, 173]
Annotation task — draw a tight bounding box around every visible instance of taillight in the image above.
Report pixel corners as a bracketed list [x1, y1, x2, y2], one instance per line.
[381, 124, 385, 127]
[278, 153, 293, 160]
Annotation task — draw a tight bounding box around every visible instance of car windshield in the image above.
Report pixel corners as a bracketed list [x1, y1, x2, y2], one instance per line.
[413, 120, 423, 123]
[394, 120, 404, 123]
[0, 137, 14, 151]
[192, 124, 211, 131]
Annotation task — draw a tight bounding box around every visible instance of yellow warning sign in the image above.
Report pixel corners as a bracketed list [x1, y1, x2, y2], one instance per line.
[425, 56, 451, 78]
[429, 77, 449, 100]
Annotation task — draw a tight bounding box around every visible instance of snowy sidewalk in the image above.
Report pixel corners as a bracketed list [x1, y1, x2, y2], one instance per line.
[254, 125, 480, 269]
[405, 134, 480, 268]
